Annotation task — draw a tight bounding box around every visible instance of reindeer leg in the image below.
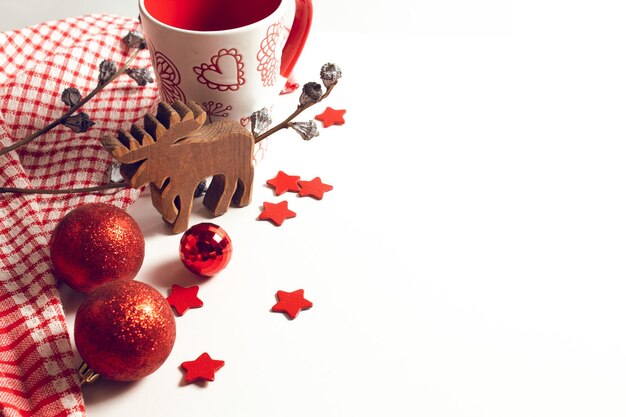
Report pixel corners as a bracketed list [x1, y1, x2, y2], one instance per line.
[149, 183, 165, 216]
[203, 174, 237, 216]
[169, 193, 193, 234]
[155, 180, 195, 233]
[153, 181, 179, 225]
[231, 176, 253, 208]
[231, 147, 254, 208]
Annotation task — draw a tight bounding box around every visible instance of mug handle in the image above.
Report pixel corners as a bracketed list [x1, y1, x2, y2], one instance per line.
[279, 0, 313, 78]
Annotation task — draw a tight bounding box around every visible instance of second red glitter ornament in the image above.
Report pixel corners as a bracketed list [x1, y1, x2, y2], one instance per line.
[74, 280, 176, 382]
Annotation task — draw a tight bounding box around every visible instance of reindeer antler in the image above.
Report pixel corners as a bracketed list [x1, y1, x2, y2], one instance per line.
[102, 100, 206, 163]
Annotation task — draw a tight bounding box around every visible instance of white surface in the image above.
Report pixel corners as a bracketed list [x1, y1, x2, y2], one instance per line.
[5, 1, 626, 416]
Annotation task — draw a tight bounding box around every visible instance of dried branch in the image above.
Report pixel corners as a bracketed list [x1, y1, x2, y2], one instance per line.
[0, 47, 142, 157]
[0, 182, 127, 195]
[254, 82, 336, 144]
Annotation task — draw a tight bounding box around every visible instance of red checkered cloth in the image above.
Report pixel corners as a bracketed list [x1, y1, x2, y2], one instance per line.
[0, 14, 158, 417]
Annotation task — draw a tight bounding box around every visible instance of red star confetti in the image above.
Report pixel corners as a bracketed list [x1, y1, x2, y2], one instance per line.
[280, 80, 300, 95]
[271, 289, 313, 320]
[258, 201, 296, 226]
[315, 107, 346, 128]
[298, 177, 333, 200]
[166, 284, 204, 316]
[181, 353, 225, 384]
[266, 171, 301, 195]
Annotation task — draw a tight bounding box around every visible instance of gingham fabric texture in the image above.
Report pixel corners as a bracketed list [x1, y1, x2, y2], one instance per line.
[0, 14, 159, 416]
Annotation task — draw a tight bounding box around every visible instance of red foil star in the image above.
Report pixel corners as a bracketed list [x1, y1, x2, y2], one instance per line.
[181, 353, 225, 384]
[266, 171, 301, 195]
[258, 201, 296, 226]
[315, 107, 346, 128]
[166, 284, 203, 316]
[298, 177, 333, 200]
[271, 289, 313, 319]
[280, 80, 300, 95]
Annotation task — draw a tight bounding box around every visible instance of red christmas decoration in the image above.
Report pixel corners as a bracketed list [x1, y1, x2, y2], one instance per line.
[297, 177, 333, 200]
[258, 201, 297, 226]
[179, 223, 233, 277]
[314, 107, 346, 127]
[266, 171, 301, 195]
[50, 202, 144, 294]
[271, 289, 313, 319]
[181, 353, 225, 384]
[74, 280, 176, 382]
[280, 80, 300, 95]
[167, 284, 204, 316]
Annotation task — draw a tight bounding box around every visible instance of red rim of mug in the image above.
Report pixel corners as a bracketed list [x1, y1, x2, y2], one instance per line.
[140, 0, 282, 32]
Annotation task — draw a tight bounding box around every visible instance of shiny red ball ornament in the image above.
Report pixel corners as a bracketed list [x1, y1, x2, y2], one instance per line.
[50, 203, 145, 293]
[179, 223, 232, 277]
[74, 280, 176, 382]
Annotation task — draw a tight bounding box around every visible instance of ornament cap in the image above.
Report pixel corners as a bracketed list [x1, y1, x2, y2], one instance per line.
[78, 362, 100, 386]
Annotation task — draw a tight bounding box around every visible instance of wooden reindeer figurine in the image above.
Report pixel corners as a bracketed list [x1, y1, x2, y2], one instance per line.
[101, 100, 254, 233]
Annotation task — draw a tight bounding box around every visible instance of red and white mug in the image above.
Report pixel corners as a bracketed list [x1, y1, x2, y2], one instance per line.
[139, 0, 312, 124]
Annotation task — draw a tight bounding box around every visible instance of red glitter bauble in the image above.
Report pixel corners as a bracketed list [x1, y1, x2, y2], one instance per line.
[179, 223, 232, 277]
[50, 203, 145, 294]
[74, 280, 176, 382]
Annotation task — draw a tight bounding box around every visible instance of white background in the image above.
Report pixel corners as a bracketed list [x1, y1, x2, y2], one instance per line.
[2, 1, 626, 416]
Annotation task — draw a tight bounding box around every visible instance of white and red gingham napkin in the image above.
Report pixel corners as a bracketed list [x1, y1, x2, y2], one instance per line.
[0, 14, 158, 416]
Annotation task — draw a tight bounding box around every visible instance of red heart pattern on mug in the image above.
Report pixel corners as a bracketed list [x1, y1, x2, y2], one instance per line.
[193, 48, 246, 91]
[153, 50, 187, 103]
[256, 21, 285, 87]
